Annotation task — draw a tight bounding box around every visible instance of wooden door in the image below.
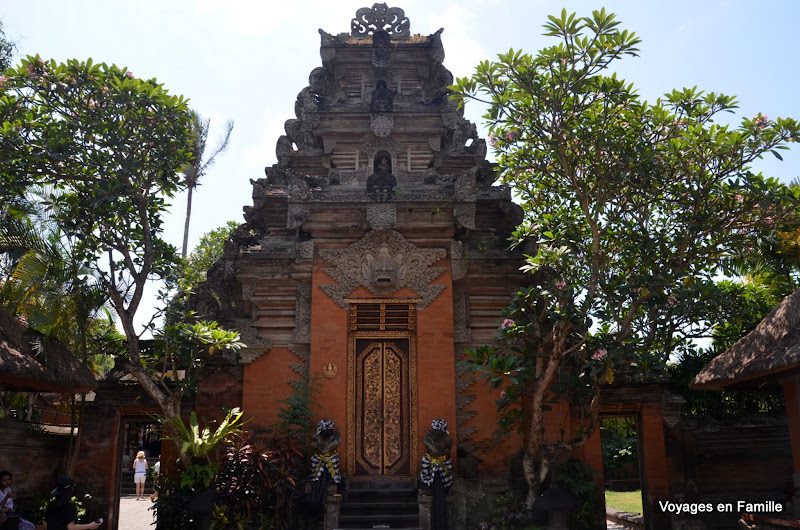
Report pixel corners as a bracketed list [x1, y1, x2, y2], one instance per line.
[354, 339, 411, 476]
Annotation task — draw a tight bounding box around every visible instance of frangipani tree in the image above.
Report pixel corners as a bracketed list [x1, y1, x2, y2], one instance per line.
[0, 56, 242, 455]
[453, 9, 800, 508]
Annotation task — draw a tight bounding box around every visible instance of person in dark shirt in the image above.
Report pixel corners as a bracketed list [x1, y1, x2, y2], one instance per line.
[44, 476, 102, 530]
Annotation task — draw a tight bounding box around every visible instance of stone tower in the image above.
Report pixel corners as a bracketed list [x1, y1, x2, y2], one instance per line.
[194, 3, 526, 492]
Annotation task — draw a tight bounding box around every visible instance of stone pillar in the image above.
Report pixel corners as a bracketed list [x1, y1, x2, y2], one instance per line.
[324, 486, 341, 530]
[640, 401, 670, 530]
[418, 493, 432, 530]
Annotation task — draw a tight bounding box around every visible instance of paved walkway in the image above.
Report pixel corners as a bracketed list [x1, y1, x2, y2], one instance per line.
[118, 494, 156, 530]
[118, 493, 630, 530]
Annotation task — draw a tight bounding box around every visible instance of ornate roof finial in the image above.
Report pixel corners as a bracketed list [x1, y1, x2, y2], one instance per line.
[351, 3, 410, 39]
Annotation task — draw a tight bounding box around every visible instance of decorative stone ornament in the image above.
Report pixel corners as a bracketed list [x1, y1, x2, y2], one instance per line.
[319, 230, 446, 308]
[323, 363, 338, 379]
[367, 203, 396, 229]
[351, 3, 410, 38]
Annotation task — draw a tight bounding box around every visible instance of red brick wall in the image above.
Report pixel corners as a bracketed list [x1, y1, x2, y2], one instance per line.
[242, 347, 300, 427]
[309, 260, 350, 468]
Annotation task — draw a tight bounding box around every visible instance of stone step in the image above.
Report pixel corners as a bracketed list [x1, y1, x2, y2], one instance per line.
[348, 480, 416, 490]
[341, 499, 418, 508]
[338, 480, 420, 528]
[336, 512, 420, 528]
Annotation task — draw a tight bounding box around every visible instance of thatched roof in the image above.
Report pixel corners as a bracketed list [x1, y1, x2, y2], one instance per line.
[0, 309, 98, 392]
[692, 288, 800, 391]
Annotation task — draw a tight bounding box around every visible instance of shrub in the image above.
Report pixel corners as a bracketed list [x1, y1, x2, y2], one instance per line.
[211, 434, 306, 530]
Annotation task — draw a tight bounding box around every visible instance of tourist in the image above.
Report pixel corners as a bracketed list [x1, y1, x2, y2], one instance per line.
[0, 470, 36, 530]
[44, 476, 103, 530]
[131, 451, 148, 501]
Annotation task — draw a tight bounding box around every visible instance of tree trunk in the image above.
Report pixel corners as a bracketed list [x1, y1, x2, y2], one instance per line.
[182, 184, 194, 258]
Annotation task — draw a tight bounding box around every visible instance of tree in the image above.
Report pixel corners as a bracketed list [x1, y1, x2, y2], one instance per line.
[0, 21, 15, 73]
[181, 111, 234, 257]
[179, 220, 238, 294]
[453, 9, 800, 508]
[0, 56, 242, 456]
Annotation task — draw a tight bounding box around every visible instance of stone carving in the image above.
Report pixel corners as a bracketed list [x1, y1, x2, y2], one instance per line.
[292, 284, 312, 344]
[287, 172, 311, 201]
[319, 230, 446, 308]
[451, 239, 467, 281]
[351, 3, 410, 38]
[241, 284, 255, 300]
[500, 200, 524, 227]
[372, 30, 392, 67]
[454, 203, 476, 230]
[284, 118, 320, 152]
[296, 240, 314, 260]
[453, 286, 471, 343]
[428, 136, 441, 152]
[455, 168, 477, 202]
[234, 319, 272, 364]
[323, 138, 337, 154]
[453, 170, 477, 228]
[370, 113, 394, 137]
[370, 79, 395, 113]
[287, 203, 311, 229]
[276, 135, 293, 165]
[309, 67, 334, 100]
[319, 29, 336, 63]
[428, 28, 445, 64]
[367, 203, 396, 229]
[360, 137, 403, 165]
[366, 152, 397, 201]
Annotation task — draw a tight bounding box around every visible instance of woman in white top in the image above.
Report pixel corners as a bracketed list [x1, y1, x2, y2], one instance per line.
[1, 470, 36, 530]
[131, 451, 148, 500]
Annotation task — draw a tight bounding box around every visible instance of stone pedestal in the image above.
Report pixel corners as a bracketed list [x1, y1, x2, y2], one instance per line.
[418, 492, 452, 530]
[324, 487, 341, 530]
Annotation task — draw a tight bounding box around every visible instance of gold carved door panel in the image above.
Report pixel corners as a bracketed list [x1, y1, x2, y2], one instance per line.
[354, 339, 411, 476]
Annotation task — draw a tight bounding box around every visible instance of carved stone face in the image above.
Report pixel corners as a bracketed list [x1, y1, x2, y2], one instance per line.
[367, 244, 400, 291]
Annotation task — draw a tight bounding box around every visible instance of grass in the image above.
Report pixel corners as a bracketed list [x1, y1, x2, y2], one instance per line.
[605, 489, 643, 515]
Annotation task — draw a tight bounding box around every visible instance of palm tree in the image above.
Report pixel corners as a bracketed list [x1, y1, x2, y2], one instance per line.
[0, 188, 114, 472]
[181, 111, 234, 257]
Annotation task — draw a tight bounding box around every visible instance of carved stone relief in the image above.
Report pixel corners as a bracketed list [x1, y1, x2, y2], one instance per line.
[319, 230, 446, 308]
[287, 203, 311, 229]
[296, 240, 315, 260]
[500, 201, 524, 227]
[453, 285, 472, 343]
[367, 203, 396, 229]
[370, 113, 394, 137]
[292, 284, 312, 344]
[241, 284, 256, 301]
[360, 137, 404, 167]
[451, 239, 467, 281]
[454, 203, 476, 230]
[428, 28, 445, 64]
[234, 318, 273, 364]
[453, 169, 478, 229]
[351, 3, 410, 38]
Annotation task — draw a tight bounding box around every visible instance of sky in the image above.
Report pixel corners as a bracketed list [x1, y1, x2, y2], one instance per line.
[2, 0, 799, 330]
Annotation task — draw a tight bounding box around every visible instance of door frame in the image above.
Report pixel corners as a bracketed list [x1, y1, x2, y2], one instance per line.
[347, 330, 418, 480]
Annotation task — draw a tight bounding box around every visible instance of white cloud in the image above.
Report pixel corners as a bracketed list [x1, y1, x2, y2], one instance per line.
[424, 4, 487, 80]
[192, 0, 301, 36]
